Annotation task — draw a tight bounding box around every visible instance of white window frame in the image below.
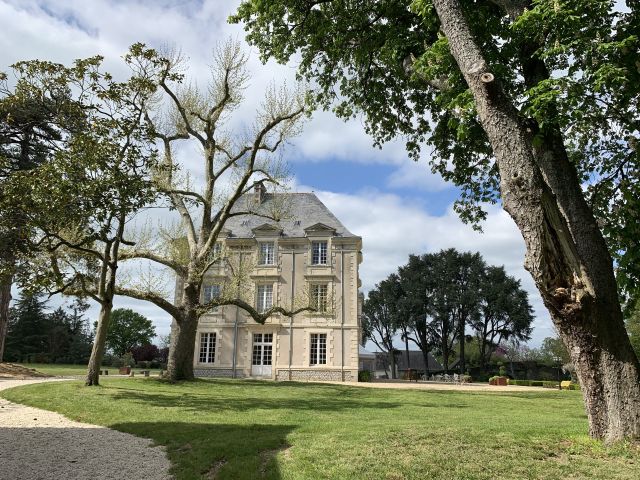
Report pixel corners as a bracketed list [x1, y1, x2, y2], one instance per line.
[310, 333, 327, 365]
[258, 242, 275, 265]
[199, 332, 216, 364]
[310, 283, 329, 313]
[311, 241, 328, 265]
[256, 284, 273, 313]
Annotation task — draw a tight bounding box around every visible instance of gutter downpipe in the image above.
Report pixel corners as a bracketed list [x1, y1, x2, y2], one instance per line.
[232, 306, 239, 378]
[232, 249, 243, 378]
[341, 248, 345, 382]
[289, 249, 295, 381]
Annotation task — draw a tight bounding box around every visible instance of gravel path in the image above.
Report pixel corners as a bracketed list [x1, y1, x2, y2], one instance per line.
[0, 378, 172, 480]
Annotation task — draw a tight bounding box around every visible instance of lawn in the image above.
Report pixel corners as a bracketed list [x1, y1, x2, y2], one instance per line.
[2, 379, 638, 480]
[16, 363, 162, 376]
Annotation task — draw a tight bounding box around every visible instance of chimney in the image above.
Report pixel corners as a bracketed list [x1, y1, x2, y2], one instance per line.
[254, 183, 267, 204]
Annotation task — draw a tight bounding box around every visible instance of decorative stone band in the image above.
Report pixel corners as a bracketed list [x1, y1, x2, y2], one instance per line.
[194, 368, 357, 382]
[275, 369, 357, 382]
[194, 368, 236, 378]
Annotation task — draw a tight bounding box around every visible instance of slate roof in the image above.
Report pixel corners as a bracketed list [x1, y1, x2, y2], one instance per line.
[374, 351, 444, 372]
[224, 192, 357, 239]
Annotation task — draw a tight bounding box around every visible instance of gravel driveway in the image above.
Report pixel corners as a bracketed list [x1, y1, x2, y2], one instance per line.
[0, 378, 172, 480]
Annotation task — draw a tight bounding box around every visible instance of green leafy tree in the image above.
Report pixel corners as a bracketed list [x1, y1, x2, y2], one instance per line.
[626, 304, 640, 360]
[0, 65, 85, 362]
[472, 266, 533, 370]
[4, 292, 49, 362]
[103, 308, 156, 357]
[5, 56, 159, 385]
[397, 254, 437, 377]
[539, 335, 571, 366]
[232, 0, 640, 441]
[362, 276, 402, 379]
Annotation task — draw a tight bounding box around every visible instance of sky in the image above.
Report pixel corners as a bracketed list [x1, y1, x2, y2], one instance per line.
[1, 0, 557, 346]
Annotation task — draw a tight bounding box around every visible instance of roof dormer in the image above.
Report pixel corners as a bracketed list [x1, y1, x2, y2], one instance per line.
[251, 223, 283, 238]
[304, 223, 336, 237]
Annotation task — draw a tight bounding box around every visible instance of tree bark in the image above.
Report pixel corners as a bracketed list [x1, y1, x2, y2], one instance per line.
[432, 0, 640, 441]
[389, 349, 397, 379]
[421, 347, 430, 379]
[166, 282, 200, 382]
[86, 301, 112, 386]
[458, 314, 465, 374]
[166, 312, 199, 382]
[0, 273, 12, 362]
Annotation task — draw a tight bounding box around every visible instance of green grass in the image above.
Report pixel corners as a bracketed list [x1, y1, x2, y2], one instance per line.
[17, 363, 162, 376]
[2, 379, 638, 480]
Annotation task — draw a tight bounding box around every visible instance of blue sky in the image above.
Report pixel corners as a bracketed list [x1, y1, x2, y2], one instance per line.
[0, 0, 557, 346]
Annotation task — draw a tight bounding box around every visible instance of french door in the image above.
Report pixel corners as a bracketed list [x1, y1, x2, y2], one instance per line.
[251, 332, 273, 377]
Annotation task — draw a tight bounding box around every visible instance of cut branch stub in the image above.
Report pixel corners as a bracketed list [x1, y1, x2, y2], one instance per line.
[480, 72, 495, 83]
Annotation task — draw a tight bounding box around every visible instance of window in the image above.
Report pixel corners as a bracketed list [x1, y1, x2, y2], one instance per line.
[203, 284, 221, 303]
[258, 242, 275, 265]
[203, 284, 221, 312]
[199, 332, 216, 363]
[213, 242, 223, 263]
[257, 284, 273, 313]
[311, 284, 328, 313]
[310, 333, 327, 365]
[312, 241, 328, 265]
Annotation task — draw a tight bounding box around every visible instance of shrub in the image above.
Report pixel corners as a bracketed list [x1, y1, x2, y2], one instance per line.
[460, 375, 472, 383]
[568, 384, 581, 390]
[119, 352, 135, 368]
[358, 370, 372, 382]
[542, 381, 559, 389]
[508, 379, 531, 386]
[131, 343, 160, 363]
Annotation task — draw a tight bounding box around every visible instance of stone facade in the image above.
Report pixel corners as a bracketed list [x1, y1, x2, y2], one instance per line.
[190, 191, 363, 383]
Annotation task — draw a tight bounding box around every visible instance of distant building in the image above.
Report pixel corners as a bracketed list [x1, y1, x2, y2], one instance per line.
[358, 346, 376, 371]
[184, 187, 363, 382]
[374, 351, 444, 378]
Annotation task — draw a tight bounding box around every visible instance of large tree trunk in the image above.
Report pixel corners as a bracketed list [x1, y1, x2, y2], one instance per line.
[388, 350, 397, 379]
[166, 311, 199, 382]
[421, 347, 430, 379]
[433, 0, 640, 441]
[0, 274, 11, 362]
[86, 301, 112, 386]
[458, 316, 465, 374]
[166, 283, 200, 382]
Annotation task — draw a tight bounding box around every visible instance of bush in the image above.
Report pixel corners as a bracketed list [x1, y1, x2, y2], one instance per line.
[460, 375, 472, 383]
[508, 379, 562, 388]
[568, 384, 581, 390]
[508, 379, 531, 386]
[131, 343, 160, 363]
[358, 370, 372, 382]
[488, 376, 507, 385]
[119, 352, 136, 367]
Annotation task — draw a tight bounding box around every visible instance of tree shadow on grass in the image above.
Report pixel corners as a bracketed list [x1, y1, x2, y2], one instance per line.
[110, 421, 294, 480]
[105, 382, 406, 414]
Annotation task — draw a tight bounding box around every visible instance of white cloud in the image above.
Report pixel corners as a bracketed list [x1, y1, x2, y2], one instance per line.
[386, 158, 450, 192]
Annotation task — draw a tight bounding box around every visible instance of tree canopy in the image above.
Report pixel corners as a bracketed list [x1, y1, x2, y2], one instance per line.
[104, 308, 156, 357]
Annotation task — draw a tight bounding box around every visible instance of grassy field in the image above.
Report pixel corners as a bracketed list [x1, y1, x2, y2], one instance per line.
[16, 363, 162, 376]
[2, 378, 638, 480]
